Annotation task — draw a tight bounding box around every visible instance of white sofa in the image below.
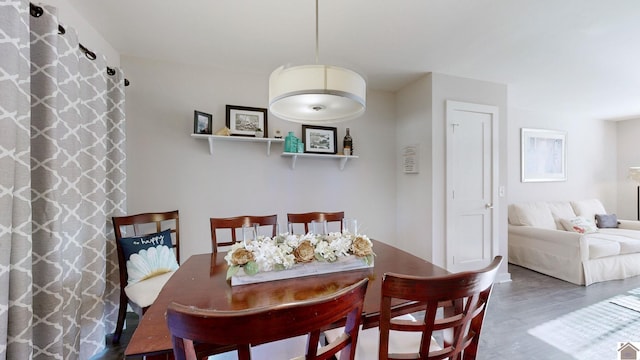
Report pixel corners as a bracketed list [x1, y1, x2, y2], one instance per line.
[508, 199, 640, 285]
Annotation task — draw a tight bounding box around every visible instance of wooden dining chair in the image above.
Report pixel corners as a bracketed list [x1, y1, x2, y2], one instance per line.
[209, 214, 278, 253]
[111, 210, 180, 344]
[325, 256, 502, 360]
[166, 277, 369, 360]
[286, 211, 344, 234]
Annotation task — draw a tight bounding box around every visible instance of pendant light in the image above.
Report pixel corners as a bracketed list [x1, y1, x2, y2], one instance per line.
[268, 0, 366, 124]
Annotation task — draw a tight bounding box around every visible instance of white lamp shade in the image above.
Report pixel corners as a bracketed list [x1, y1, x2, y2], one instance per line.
[630, 167, 640, 183]
[269, 64, 366, 123]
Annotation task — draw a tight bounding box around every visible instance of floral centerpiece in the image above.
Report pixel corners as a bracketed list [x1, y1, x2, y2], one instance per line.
[225, 232, 375, 284]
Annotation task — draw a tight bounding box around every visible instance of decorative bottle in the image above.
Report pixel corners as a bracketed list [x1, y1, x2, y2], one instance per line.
[285, 131, 296, 152]
[343, 128, 353, 155]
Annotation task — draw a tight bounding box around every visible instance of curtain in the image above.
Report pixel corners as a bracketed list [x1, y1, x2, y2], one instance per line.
[0, 1, 126, 359]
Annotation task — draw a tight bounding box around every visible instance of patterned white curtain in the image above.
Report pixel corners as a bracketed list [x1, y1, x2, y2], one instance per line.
[0, 1, 126, 359]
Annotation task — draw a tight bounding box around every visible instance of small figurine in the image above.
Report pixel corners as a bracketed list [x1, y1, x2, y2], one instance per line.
[215, 127, 231, 136]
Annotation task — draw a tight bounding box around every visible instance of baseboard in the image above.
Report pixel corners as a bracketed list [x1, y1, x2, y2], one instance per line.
[495, 272, 512, 283]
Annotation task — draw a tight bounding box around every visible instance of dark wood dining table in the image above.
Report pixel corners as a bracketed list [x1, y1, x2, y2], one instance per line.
[124, 239, 449, 358]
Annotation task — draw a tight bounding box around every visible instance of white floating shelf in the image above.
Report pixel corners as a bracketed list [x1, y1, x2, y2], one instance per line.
[281, 152, 359, 170]
[191, 134, 284, 156]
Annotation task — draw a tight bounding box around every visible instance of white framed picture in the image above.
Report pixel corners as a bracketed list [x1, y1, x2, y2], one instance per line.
[521, 128, 567, 182]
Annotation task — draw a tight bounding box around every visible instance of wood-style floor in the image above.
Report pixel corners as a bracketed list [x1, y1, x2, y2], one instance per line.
[480, 265, 640, 359]
[92, 264, 640, 360]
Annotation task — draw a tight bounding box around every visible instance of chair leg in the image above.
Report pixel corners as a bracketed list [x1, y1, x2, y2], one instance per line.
[112, 292, 128, 344]
[237, 345, 251, 360]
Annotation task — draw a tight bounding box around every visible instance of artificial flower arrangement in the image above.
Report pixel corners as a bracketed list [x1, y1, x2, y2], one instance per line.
[225, 232, 375, 280]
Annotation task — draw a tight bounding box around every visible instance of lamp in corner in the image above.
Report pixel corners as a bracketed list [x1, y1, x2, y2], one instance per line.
[268, 0, 366, 124]
[629, 167, 640, 220]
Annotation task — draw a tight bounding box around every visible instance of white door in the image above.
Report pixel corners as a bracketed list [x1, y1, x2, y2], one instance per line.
[445, 101, 498, 272]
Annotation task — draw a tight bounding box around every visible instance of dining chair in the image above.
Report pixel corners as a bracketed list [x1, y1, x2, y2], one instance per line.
[325, 256, 503, 360]
[209, 214, 278, 253]
[286, 211, 344, 234]
[166, 277, 369, 360]
[111, 210, 180, 344]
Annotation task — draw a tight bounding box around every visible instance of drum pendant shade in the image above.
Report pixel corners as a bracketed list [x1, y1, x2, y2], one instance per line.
[269, 65, 366, 123]
[268, 0, 366, 124]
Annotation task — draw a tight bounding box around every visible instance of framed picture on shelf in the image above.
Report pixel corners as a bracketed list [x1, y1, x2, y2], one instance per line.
[521, 128, 567, 182]
[194, 110, 212, 134]
[225, 105, 268, 137]
[302, 125, 337, 154]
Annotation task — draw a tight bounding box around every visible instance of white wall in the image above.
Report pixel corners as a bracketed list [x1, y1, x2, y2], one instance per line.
[507, 108, 618, 211]
[616, 118, 640, 220]
[55, 0, 631, 272]
[44, 0, 120, 66]
[431, 73, 508, 270]
[121, 56, 397, 261]
[395, 73, 509, 278]
[395, 75, 433, 260]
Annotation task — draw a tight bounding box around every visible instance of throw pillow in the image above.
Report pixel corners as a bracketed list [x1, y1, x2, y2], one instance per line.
[119, 229, 179, 285]
[595, 213, 619, 228]
[560, 217, 598, 234]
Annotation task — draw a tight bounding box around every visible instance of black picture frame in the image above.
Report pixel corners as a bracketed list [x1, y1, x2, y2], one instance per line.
[225, 105, 268, 137]
[194, 110, 212, 134]
[302, 125, 337, 154]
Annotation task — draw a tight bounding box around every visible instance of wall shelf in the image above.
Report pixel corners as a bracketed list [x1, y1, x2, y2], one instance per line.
[281, 152, 359, 170]
[191, 134, 284, 156]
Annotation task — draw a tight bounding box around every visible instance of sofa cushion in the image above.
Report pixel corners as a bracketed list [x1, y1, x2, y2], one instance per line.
[584, 236, 620, 259]
[571, 199, 607, 224]
[507, 204, 520, 225]
[560, 217, 598, 234]
[616, 238, 640, 255]
[595, 213, 619, 228]
[509, 202, 556, 229]
[548, 202, 577, 230]
[600, 228, 640, 240]
[588, 230, 640, 256]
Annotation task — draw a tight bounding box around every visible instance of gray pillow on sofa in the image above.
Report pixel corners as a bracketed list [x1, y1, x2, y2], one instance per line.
[595, 213, 619, 228]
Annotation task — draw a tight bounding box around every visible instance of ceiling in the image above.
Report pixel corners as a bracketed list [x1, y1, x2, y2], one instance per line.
[67, 0, 640, 121]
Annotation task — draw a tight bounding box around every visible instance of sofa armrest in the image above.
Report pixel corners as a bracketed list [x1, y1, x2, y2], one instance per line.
[508, 225, 582, 245]
[509, 225, 588, 261]
[617, 219, 640, 231]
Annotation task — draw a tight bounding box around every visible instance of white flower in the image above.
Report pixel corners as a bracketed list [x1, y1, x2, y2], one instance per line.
[127, 245, 178, 284]
[329, 236, 352, 257]
[245, 237, 296, 271]
[284, 233, 302, 248]
[315, 240, 338, 262]
[224, 232, 373, 276]
[299, 233, 318, 245]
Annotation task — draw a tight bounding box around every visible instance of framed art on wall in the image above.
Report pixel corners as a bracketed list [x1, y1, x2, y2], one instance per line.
[225, 105, 268, 137]
[521, 128, 567, 182]
[194, 110, 212, 134]
[302, 125, 337, 154]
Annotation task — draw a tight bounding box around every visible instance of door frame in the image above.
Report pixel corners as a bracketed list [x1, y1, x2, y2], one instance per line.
[445, 100, 499, 271]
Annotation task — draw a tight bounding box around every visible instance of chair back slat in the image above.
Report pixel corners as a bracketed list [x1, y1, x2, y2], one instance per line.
[167, 278, 369, 360]
[286, 211, 344, 234]
[209, 215, 278, 253]
[112, 210, 181, 287]
[380, 256, 502, 360]
[110, 210, 180, 344]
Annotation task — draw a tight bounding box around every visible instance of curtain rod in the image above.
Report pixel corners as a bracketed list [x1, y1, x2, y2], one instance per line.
[29, 3, 130, 87]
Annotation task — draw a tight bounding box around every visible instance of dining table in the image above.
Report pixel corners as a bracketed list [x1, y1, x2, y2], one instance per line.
[124, 239, 449, 359]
